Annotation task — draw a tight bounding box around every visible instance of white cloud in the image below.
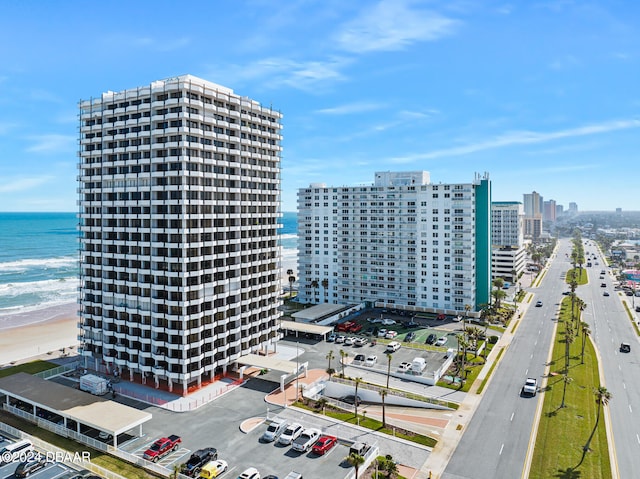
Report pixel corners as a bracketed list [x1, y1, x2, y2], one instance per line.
[25, 134, 76, 154]
[335, 0, 459, 53]
[102, 34, 190, 52]
[315, 102, 384, 115]
[390, 118, 640, 163]
[0, 176, 53, 193]
[210, 56, 352, 92]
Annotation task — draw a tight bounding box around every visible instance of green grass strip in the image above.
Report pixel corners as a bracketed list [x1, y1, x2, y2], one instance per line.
[0, 360, 58, 378]
[621, 301, 640, 336]
[529, 298, 611, 479]
[476, 347, 504, 394]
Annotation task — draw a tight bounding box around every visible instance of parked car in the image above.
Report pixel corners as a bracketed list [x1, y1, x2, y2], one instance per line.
[312, 435, 338, 455]
[327, 333, 337, 342]
[603, 291, 610, 296]
[353, 354, 365, 362]
[143, 435, 181, 462]
[335, 335, 346, 344]
[535, 300, 543, 307]
[344, 337, 355, 346]
[436, 313, 446, 320]
[404, 332, 415, 342]
[199, 460, 228, 479]
[291, 428, 321, 453]
[180, 447, 218, 476]
[377, 329, 388, 337]
[354, 337, 368, 347]
[398, 362, 412, 372]
[386, 341, 401, 352]
[261, 419, 289, 443]
[522, 378, 537, 397]
[381, 318, 396, 326]
[15, 458, 48, 478]
[435, 337, 448, 346]
[385, 330, 398, 339]
[237, 467, 260, 479]
[364, 355, 377, 366]
[278, 423, 304, 445]
[425, 334, 437, 345]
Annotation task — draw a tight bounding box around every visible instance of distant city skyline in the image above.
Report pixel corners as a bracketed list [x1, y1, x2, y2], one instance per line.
[0, 1, 638, 212]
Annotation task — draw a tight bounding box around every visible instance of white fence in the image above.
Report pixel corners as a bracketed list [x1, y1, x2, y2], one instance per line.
[33, 362, 80, 380]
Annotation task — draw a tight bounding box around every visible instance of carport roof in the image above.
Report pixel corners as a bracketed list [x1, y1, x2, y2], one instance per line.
[279, 320, 333, 335]
[291, 303, 349, 321]
[237, 354, 303, 374]
[0, 373, 151, 435]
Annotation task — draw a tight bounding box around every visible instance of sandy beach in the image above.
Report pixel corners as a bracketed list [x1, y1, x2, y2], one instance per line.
[0, 303, 80, 367]
[0, 255, 299, 367]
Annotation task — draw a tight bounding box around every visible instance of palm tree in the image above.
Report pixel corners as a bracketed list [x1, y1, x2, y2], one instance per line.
[339, 349, 347, 378]
[379, 388, 388, 428]
[316, 397, 328, 415]
[286, 268, 294, 296]
[321, 278, 329, 303]
[564, 322, 575, 372]
[346, 451, 365, 477]
[385, 353, 393, 389]
[580, 321, 591, 364]
[353, 377, 362, 419]
[583, 386, 612, 455]
[310, 279, 319, 302]
[491, 278, 504, 308]
[326, 350, 335, 376]
[560, 373, 573, 408]
[457, 335, 469, 379]
[383, 457, 398, 478]
[464, 303, 472, 337]
[491, 289, 507, 310]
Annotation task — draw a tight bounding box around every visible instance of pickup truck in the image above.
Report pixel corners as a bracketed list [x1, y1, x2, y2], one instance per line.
[143, 435, 182, 462]
[291, 428, 321, 452]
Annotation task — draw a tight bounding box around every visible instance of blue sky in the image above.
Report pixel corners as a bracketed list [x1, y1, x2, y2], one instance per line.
[0, 0, 638, 212]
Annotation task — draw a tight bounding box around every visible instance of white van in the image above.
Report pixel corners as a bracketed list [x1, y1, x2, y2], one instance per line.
[0, 439, 33, 464]
[386, 341, 401, 353]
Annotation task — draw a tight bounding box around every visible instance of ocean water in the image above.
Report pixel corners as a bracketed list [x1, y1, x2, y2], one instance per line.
[0, 211, 298, 316]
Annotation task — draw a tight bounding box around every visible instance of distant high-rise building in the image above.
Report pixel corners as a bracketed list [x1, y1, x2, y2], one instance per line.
[297, 171, 492, 312]
[569, 202, 578, 213]
[556, 204, 564, 217]
[543, 199, 557, 222]
[77, 75, 283, 395]
[523, 191, 543, 217]
[491, 202, 525, 282]
[523, 191, 543, 240]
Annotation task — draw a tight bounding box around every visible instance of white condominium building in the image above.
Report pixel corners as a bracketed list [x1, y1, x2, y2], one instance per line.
[296, 171, 492, 313]
[77, 75, 283, 395]
[491, 201, 526, 282]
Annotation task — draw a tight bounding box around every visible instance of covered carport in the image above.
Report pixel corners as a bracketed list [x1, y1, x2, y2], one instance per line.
[236, 354, 308, 393]
[280, 319, 334, 340]
[0, 373, 151, 447]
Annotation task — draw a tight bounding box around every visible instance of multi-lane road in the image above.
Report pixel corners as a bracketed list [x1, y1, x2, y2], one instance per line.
[443, 238, 638, 479]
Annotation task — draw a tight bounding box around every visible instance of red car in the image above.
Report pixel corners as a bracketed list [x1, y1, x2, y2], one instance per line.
[312, 435, 338, 455]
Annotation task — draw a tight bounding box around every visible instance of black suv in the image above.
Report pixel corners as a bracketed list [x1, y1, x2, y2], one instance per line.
[15, 458, 47, 478]
[426, 334, 437, 345]
[181, 447, 218, 477]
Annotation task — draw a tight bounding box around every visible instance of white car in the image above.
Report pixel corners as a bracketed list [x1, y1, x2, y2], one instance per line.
[381, 318, 396, 326]
[344, 337, 355, 346]
[335, 335, 346, 344]
[354, 337, 368, 347]
[522, 378, 537, 397]
[435, 337, 447, 346]
[385, 330, 398, 339]
[278, 423, 304, 445]
[237, 467, 260, 479]
[364, 355, 377, 366]
[398, 361, 412, 372]
[377, 329, 388, 337]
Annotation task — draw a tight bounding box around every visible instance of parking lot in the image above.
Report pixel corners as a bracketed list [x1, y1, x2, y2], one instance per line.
[0, 436, 88, 479]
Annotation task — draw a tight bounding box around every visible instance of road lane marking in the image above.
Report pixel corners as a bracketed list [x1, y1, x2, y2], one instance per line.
[630, 405, 633, 413]
[637, 434, 639, 445]
[530, 354, 534, 359]
[623, 383, 626, 389]
[511, 412, 515, 421]
[500, 443, 505, 455]
[525, 369, 529, 375]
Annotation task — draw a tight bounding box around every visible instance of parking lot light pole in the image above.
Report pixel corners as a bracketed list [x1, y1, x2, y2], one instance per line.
[295, 341, 300, 402]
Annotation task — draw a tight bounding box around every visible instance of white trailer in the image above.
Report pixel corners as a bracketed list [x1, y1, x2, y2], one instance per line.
[411, 357, 426, 373]
[79, 374, 108, 395]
